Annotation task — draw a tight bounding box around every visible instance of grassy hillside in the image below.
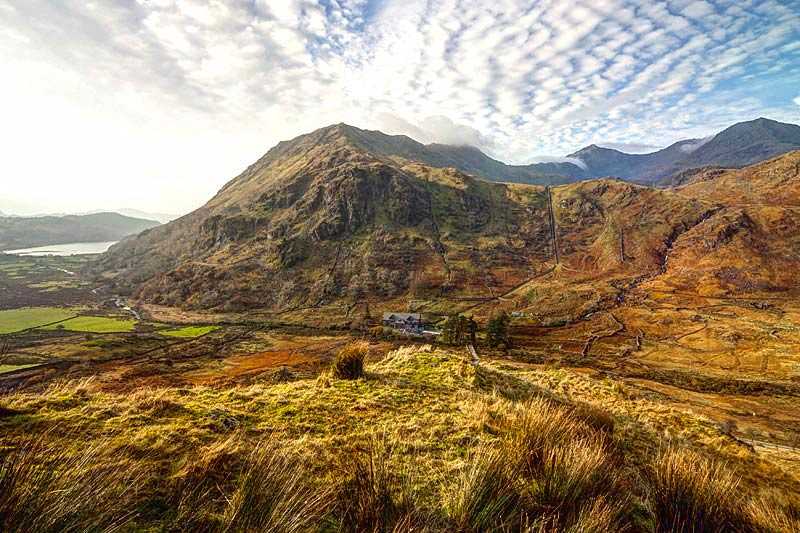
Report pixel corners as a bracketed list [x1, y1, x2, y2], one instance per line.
[1, 343, 796, 531]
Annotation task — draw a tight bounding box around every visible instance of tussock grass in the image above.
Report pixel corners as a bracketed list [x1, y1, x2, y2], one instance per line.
[748, 495, 800, 533]
[334, 433, 425, 532]
[445, 443, 522, 531]
[646, 447, 752, 532]
[0, 438, 145, 533]
[332, 340, 369, 379]
[221, 437, 330, 533]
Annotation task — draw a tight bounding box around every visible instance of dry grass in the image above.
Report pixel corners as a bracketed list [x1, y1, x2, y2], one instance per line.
[0, 345, 795, 531]
[333, 433, 426, 532]
[220, 437, 330, 532]
[646, 447, 752, 532]
[445, 443, 522, 531]
[332, 340, 369, 379]
[0, 437, 145, 533]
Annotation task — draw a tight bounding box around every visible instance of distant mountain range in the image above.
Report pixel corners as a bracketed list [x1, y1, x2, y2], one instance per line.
[0, 212, 160, 251]
[94, 209, 178, 224]
[0, 208, 179, 224]
[569, 118, 800, 184]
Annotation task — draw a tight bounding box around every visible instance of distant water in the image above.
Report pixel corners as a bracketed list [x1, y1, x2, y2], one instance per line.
[3, 241, 118, 256]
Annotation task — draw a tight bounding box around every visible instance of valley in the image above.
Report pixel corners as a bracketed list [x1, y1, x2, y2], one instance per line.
[2, 126, 800, 531]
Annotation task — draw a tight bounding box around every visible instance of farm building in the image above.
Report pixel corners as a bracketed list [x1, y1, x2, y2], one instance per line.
[382, 312, 422, 332]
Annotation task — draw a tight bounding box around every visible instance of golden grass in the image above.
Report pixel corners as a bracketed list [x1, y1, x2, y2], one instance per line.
[0, 344, 795, 530]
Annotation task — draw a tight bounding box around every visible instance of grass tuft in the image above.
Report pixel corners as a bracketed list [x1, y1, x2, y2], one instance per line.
[445, 443, 522, 531]
[0, 438, 145, 533]
[646, 447, 751, 532]
[332, 341, 369, 379]
[221, 437, 330, 533]
[334, 434, 424, 532]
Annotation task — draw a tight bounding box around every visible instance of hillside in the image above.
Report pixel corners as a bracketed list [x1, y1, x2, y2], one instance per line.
[0, 212, 160, 251]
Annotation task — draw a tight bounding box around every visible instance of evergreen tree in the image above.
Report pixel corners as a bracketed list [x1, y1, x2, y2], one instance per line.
[486, 311, 511, 349]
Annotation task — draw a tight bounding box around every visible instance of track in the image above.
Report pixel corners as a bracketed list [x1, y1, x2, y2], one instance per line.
[0, 326, 258, 392]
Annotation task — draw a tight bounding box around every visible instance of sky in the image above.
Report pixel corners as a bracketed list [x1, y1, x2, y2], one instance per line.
[1, 0, 799, 216]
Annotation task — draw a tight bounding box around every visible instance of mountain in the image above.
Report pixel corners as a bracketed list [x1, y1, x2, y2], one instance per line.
[571, 118, 800, 184]
[0, 212, 160, 251]
[96, 123, 719, 312]
[679, 118, 800, 169]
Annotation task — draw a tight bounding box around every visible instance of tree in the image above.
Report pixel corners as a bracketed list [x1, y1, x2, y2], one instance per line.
[486, 311, 511, 349]
[441, 314, 471, 346]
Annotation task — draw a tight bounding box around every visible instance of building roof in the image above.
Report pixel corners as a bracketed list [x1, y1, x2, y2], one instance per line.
[382, 312, 421, 321]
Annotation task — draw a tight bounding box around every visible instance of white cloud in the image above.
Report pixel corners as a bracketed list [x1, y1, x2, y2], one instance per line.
[794, 96, 800, 106]
[0, 0, 798, 214]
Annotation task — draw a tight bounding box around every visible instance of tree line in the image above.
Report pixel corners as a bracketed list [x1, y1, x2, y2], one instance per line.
[440, 311, 511, 349]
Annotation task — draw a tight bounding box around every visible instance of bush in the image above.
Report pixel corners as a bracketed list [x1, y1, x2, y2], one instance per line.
[332, 341, 369, 379]
[646, 447, 752, 532]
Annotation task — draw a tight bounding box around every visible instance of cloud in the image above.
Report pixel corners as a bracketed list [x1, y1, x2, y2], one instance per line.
[679, 136, 715, 153]
[529, 156, 588, 170]
[597, 142, 663, 154]
[794, 96, 800, 106]
[375, 113, 496, 151]
[0, 0, 799, 213]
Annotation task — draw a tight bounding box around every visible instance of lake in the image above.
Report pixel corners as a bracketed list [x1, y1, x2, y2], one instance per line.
[2, 241, 118, 256]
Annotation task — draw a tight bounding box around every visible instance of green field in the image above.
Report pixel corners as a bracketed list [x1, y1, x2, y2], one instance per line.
[159, 325, 220, 338]
[0, 307, 77, 334]
[46, 316, 137, 333]
[0, 363, 40, 374]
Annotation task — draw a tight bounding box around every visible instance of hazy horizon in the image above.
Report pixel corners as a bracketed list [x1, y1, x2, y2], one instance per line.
[2, 0, 799, 215]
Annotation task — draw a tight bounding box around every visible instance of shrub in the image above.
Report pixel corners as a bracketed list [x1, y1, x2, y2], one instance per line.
[221, 438, 330, 532]
[332, 341, 369, 379]
[646, 447, 752, 532]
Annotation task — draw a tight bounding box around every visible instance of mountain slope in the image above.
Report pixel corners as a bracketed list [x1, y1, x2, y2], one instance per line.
[0, 212, 160, 251]
[95, 124, 711, 313]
